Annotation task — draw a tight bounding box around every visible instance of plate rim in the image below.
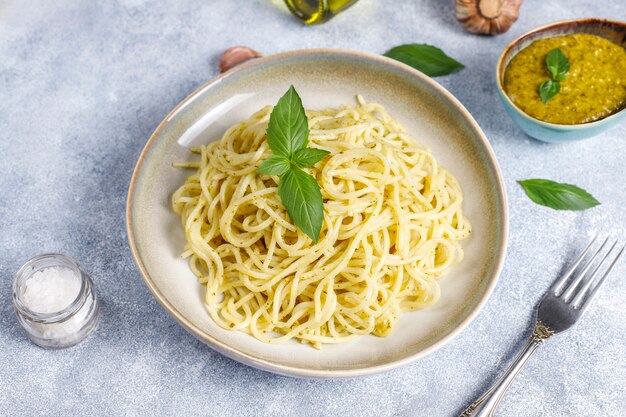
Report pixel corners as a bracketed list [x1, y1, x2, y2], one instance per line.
[126, 48, 509, 378]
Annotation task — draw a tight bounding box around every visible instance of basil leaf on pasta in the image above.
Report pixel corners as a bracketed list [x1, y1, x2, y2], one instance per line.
[292, 148, 330, 168]
[257, 155, 291, 176]
[278, 168, 324, 243]
[262, 86, 327, 241]
[266, 85, 310, 158]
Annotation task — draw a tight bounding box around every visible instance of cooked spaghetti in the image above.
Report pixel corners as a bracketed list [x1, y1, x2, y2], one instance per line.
[172, 97, 471, 348]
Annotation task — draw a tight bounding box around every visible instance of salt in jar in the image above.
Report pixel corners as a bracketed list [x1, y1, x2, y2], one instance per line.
[12, 253, 100, 348]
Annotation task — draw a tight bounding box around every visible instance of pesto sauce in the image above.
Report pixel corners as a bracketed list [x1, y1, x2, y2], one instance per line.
[504, 34, 626, 124]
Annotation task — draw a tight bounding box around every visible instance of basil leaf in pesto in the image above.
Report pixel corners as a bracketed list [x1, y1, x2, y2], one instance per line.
[383, 44, 464, 77]
[539, 80, 560, 103]
[538, 48, 570, 103]
[545, 48, 570, 81]
[518, 179, 600, 211]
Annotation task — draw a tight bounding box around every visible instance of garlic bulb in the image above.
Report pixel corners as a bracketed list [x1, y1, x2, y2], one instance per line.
[456, 0, 523, 35]
[219, 46, 262, 73]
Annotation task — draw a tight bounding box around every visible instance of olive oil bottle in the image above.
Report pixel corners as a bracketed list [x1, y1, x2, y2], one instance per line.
[284, 0, 359, 24]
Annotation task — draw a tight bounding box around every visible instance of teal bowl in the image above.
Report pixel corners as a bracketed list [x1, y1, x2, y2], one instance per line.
[496, 18, 626, 143]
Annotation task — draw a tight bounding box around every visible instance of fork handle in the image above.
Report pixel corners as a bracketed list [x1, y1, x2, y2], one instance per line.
[459, 321, 554, 417]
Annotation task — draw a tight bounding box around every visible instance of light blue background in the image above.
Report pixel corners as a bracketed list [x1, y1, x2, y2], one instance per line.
[1, 1, 625, 416]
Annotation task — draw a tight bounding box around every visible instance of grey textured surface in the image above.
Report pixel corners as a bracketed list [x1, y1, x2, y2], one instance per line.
[1, 1, 625, 416]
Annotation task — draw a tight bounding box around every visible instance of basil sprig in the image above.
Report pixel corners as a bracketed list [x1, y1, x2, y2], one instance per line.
[257, 86, 330, 242]
[518, 179, 600, 211]
[383, 44, 464, 77]
[539, 48, 570, 103]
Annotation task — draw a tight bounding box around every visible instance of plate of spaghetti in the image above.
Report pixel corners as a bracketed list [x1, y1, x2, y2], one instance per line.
[127, 49, 508, 377]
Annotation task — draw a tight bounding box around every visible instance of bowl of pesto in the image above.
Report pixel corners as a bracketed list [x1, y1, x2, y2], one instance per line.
[497, 18, 626, 142]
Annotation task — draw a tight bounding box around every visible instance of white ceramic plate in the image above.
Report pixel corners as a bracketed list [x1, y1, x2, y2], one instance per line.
[127, 49, 508, 378]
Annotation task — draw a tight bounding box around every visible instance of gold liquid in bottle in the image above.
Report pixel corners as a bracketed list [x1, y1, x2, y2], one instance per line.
[284, 0, 359, 24]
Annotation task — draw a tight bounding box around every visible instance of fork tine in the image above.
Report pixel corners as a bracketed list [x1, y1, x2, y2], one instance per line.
[571, 241, 618, 307]
[578, 244, 625, 312]
[561, 236, 610, 301]
[552, 234, 599, 295]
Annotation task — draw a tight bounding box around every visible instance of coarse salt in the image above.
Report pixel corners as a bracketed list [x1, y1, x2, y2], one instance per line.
[22, 267, 81, 313]
[13, 254, 100, 348]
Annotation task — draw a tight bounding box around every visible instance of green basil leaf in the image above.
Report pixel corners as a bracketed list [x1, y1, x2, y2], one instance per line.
[266, 85, 309, 158]
[257, 155, 291, 176]
[383, 44, 464, 77]
[539, 80, 560, 103]
[546, 48, 569, 81]
[291, 148, 330, 168]
[278, 168, 324, 243]
[554, 73, 567, 82]
[518, 179, 600, 211]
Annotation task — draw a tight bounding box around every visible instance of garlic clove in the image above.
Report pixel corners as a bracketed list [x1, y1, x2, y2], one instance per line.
[456, 0, 523, 35]
[219, 46, 262, 73]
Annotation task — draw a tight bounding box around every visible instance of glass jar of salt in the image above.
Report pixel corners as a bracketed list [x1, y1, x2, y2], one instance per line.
[12, 253, 100, 349]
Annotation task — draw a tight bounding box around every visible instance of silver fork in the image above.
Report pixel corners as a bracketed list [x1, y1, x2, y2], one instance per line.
[460, 235, 624, 417]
